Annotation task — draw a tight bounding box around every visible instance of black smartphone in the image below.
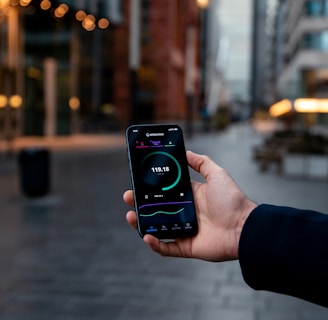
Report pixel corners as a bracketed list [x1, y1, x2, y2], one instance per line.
[126, 124, 198, 239]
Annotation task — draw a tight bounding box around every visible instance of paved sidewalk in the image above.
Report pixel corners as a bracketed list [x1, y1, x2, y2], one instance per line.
[0, 134, 126, 154]
[0, 123, 327, 320]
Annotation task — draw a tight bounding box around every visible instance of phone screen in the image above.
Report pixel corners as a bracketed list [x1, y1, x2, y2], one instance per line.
[126, 124, 198, 239]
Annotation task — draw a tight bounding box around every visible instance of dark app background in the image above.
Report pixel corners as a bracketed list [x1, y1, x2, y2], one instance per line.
[126, 124, 197, 238]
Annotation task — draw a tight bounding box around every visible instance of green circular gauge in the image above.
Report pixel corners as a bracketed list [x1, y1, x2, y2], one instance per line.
[141, 151, 181, 191]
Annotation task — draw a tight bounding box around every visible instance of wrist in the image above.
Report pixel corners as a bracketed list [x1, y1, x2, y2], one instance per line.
[234, 200, 257, 259]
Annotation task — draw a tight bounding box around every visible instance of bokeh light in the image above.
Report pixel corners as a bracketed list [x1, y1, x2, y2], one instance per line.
[196, 0, 209, 8]
[54, 3, 68, 18]
[0, 95, 8, 108]
[9, 95, 23, 108]
[20, 0, 32, 7]
[98, 18, 110, 29]
[0, 0, 10, 9]
[40, 0, 51, 11]
[82, 14, 96, 31]
[69, 97, 80, 110]
[75, 10, 86, 21]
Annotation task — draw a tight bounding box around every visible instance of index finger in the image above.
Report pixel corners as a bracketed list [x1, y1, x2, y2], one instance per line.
[123, 190, 135, 207]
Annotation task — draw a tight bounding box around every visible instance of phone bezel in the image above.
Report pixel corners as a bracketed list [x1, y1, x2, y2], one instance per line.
[126, 124, 198, 239]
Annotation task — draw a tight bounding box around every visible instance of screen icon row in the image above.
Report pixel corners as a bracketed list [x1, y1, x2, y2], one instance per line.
[146, 222, 193, 233]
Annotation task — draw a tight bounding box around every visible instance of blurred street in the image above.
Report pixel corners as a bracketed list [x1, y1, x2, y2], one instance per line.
[0, 123, 327, 320]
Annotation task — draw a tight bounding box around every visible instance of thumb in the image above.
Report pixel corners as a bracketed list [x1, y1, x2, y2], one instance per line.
[186, 151, 220, 180]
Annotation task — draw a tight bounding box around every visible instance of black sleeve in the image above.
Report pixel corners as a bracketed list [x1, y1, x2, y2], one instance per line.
[239, 204, 328, 307]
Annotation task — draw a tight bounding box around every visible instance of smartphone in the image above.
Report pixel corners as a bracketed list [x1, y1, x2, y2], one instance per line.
[126, 124, 198, 239]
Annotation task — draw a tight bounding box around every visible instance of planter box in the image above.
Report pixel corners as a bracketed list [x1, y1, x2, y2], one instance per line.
[284, 154, 328, 179]
[308, 155, 328, 178]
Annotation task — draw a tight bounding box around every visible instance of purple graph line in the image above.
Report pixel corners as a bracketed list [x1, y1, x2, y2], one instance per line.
[139, 201, 192, 210]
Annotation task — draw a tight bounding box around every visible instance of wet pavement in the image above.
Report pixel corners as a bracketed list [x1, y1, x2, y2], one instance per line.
[0, 123, 327, 320]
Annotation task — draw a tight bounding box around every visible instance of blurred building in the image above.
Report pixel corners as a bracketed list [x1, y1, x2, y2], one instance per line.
[277, 0, 328, 101]
[254, 1, 328, 117]
[251, 0, 278, 111]
[0, 0, 126, 137]
[206, 0, 252, 121]
[0, 0, 203, 138]
[218, 0, 252, 104]
[132, 0, 202, 125]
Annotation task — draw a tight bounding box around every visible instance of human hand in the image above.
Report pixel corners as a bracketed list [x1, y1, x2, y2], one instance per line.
[123, 151, 257, 262]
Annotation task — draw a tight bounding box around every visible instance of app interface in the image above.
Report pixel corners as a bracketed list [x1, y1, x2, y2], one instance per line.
[127, 125, 197, 236]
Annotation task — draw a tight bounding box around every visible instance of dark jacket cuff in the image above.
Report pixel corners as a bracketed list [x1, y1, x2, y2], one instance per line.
[239, 204, 328, 307]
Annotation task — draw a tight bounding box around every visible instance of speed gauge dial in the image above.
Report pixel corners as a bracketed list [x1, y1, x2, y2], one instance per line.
[141, 151, 181, 191]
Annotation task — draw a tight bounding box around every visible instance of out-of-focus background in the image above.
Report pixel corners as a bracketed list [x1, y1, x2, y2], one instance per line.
[0, 0, 328, 319]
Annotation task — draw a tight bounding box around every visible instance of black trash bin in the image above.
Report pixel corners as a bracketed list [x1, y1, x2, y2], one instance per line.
[18, 148, 51, 197]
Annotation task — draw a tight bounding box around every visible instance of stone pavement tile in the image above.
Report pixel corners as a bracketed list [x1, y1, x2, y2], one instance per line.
[0, 292, 73, 319]
[256, 310, 299, 320]
[301, 309, 328, 320]
[194, 305, 254, 320]
[115, 303, 196, 320]
[66, 299, 123, 319]
[191, 261, 232, 283]
[219, 283, 256, 307]
[272, 300, 327, 320]
[268, 293, 312, 309]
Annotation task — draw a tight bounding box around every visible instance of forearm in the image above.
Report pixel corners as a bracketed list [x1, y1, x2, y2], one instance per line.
[239, 204, 328, 307]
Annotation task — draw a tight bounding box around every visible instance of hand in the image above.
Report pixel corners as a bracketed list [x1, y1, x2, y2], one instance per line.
[123, 151, 257, 262]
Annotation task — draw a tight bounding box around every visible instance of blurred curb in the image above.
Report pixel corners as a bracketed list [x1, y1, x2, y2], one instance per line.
[0, 134, 126, 155]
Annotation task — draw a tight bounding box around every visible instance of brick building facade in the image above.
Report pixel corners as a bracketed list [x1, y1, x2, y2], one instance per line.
[115, 0, 201, 127]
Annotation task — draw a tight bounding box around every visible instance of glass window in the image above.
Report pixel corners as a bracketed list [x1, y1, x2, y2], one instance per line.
[323, 0, 328, 15]
[304, 33, 315, 49]
[303, 31, 328, 51]
[305, 0, 323, 16]
[321, 31, 328, 50]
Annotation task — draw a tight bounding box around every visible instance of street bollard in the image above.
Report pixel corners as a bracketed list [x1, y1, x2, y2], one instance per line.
[18, 148, 51, 197]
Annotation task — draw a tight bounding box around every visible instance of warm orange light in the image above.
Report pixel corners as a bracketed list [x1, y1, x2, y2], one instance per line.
[10, 0, 20, 6]
[59, 3, 68, 12]
[82, 14, 96, 31]
[196, 0, 209, 8]
[27, 67, 42, 80]
[54, 3, 69, 18]
[98, 18, 110, 29]
[294, 98, 328, 113]
[0, 0, 10, 8]
[9, 94, 23, 108]
[40, 0, 51, 10]
[269, 99, 292, 117]
[69, 97, 80, 110]
[55, 8, 63, 17]
[0, 95, 7, 108]
[75, 10, 86, 21]
[20, 0, 32, 7]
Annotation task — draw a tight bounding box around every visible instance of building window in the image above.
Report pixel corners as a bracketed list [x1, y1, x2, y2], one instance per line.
[321, 31, 328, 50]
[324, 0, 328, 15]
[303, 31, 328, 51]
[304, 0, 328, 16]
[305, 0, 322, 16]
[141, 0, 151, 45]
